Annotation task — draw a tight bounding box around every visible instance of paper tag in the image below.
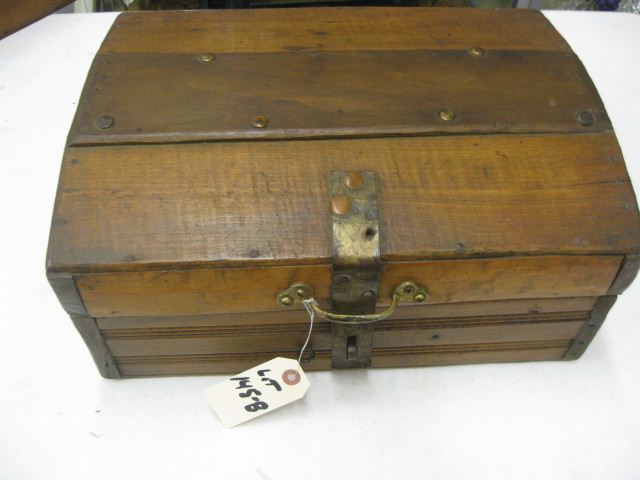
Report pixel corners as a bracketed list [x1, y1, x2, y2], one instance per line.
[203, 357, 310, 428]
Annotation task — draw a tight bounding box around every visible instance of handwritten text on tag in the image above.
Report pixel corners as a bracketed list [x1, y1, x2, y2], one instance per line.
[203, 357, 310, 428]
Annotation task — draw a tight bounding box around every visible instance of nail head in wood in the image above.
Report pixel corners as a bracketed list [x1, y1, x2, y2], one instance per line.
[251, 115, 269, 129]
[96, 115, 114, 129]
[439, 109, 457, 122]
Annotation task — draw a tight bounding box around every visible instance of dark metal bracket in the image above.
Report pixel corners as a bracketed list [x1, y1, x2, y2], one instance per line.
[276, 171, 428, 369]
[328, 170, 381, 368]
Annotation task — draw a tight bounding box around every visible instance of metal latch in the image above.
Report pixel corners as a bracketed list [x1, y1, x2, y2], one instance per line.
[277, 170, 428, 368]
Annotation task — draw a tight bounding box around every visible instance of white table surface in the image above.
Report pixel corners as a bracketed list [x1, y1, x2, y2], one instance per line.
[1, 10, 639, 480]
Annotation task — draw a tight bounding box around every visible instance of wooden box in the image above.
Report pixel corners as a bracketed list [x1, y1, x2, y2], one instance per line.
[47, 7, 640, 378]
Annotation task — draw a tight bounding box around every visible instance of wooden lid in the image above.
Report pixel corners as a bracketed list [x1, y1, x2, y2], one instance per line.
[48, 8, 640, 273]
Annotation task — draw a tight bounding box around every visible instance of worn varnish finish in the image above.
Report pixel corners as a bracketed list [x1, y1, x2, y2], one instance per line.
[101, 8, 571, 55]
[69, 50, 610, 145]
[47, 8, 640, 377]
[49, 134, 638, 271]
[74, 256, 620, 317]
[95, 297, 599, 329]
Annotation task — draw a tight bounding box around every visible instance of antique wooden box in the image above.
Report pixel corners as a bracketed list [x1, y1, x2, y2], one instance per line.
[47, 7, 640, 378]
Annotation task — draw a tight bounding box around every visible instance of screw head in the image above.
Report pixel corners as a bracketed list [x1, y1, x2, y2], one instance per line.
[345, 171, 364, 190]
[469, 47, 485, 56]
[413, 292, 426, 303]
[251, 115, 269, 129]
[577, 111, 594, 126]
[439, 109, 457, 122]
[295, 287, 309, 298]
[198, 53, 215, 63]
[280, 295, 294, 306]
[96, 115, 114, 129]
[330, 195, 352, 216]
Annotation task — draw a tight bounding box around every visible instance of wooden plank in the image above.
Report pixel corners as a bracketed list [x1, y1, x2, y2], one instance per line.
[116, 342, 569, 376]
[101, 8, 571, 55]
[563, 295, 617, 360]
[68, 49, 609, 146]
[47, 273, 87, 316]
[47, 134, 640, 272]
[104, 317, 586, 356]
[71, 315, 121, 379]
[608, 254, 640, 294]
[96, 297, 598, 329]
[75, 256, 621, 317]
[0, 0, 73, 39]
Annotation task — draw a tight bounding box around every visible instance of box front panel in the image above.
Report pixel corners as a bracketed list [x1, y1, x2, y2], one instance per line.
[94, 297, 597, 377]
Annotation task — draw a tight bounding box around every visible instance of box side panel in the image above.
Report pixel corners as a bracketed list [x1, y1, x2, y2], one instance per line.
[104, 296, 614, 377]
[100, 8, 571, 55]
[48, 134, 640, 272]
[47, 274, 120, 378]
[68, 49, 610, 146]
[73, 255, 620, 317]
[106, 300, 589, 377]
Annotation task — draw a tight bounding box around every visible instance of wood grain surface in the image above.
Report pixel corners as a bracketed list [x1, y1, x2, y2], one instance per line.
[96, 297, 598, 329]
[69, 49, 609, 145]
[116, 342, 570, 376]
[101, 8, 571, 55]
[48, 133, 639, 273]
[75, 256, 620, 316]
[45, 7, 640, 376]
[0, 0, 72, 39]
[103, 315, 587, 356]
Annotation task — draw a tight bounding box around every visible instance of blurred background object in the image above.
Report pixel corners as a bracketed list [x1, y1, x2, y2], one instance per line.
[91, 0, 639, 9]
[1, 0, 637, 42]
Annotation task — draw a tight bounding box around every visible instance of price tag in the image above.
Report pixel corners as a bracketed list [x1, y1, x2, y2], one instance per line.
[203, 357, 310, 428]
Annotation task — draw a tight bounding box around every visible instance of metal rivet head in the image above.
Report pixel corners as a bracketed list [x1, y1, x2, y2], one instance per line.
[414, 292, 426, 303]
[439, 109, 457, 122]
[198, 53, 215, 63]
[330, 195, 352, 216]
[96, 115, 114, 129]
[363, 290, 375, 299]
[251, 115, 269, 129]
[295, 287, 309, 298]
[280, 295, 294, 306]
[345, 171, 364, 190]
[469, 47, 485, 56]
[577, 111, 594, 126]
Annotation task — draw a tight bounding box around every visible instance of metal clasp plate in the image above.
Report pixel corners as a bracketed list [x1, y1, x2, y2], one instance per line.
[328, 171, 381, 368]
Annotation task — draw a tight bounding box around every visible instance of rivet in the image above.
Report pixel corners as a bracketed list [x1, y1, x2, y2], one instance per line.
[198, 53, 215, 63]
[280, 295, 293, 306]
[414, 292, 426, 303]
[330, 195, 352, 215]
[295, 287, 308, 298]
[363, 290, 375, 298]
[345, 171, 365, 190]
[469, 47, 485, 56]
[96, 115, 114, 129]
[251, 114, 269, 129]
[439, 109, 457, 122]
[577, 111, 594, 126]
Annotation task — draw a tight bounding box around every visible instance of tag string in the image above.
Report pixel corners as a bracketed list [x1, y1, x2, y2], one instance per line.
[298, 299, 315, 365]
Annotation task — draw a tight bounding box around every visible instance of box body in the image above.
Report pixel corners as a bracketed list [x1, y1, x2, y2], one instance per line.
[47, 8, 640, 377]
